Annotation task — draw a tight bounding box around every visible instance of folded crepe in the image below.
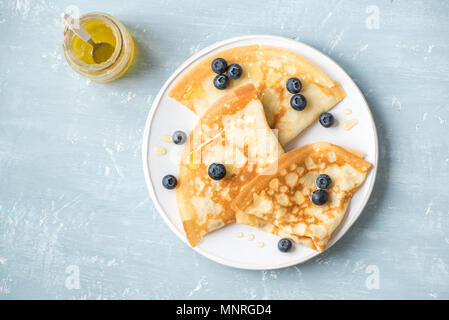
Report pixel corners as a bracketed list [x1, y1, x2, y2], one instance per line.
[176, 84, 284, 246]
[232, 142, 372, 252]
[169, 45, 346, 145]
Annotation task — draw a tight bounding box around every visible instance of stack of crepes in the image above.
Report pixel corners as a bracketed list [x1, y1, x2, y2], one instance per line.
[169, 45, 372, 251]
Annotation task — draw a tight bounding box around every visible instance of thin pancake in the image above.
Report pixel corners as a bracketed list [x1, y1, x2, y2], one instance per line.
[169, 45, 346, 145]
[232, 142, 372, 252]
[177, 84, 284, 246]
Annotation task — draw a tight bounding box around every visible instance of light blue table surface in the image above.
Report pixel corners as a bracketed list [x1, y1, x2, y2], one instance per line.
[1, 0, 448, 300]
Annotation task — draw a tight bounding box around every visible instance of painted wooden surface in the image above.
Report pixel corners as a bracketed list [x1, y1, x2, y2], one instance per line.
[0, 0, 448, 299]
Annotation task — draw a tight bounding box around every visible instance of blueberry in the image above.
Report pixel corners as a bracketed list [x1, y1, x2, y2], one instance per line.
[213, 74, 230, 90]
[311, 189, 329, 205]
[290, 94, 307, 111]
[286, 77, 302, 94]
[319, 112, 334, 128]
[227, 64, 242, 79]
[162, 174, 177, 189]
[172, 130, 187, 145]
[211, 58, 227, 74]
[278, 238, 292, 252]
[316, 174, 332, 189]
[208, 163, 226, 180]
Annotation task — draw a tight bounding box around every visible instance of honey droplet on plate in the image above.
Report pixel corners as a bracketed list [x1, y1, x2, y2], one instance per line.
[342, 119, 359, 131]
[160, 134, 173, 143]
[154, 146, 167, 156]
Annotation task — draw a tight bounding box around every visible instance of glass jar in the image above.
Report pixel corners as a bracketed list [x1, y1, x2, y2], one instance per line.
[62, 12, 134, 82]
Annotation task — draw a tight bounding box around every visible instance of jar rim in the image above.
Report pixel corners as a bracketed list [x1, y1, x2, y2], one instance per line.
[63, 12, 124, 73]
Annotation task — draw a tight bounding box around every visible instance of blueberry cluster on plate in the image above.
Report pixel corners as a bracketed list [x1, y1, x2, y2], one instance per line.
[286, 77, 307, 111]
[311, 174, 332, 205]
[211, 58, 242, 90]
[286, 77, 336, 128]
[161, 130, 188, 190]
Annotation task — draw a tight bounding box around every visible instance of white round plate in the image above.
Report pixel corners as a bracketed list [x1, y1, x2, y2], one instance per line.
[142, 35, 378, 270]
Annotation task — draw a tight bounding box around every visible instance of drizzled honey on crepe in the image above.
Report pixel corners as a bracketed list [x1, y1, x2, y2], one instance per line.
[177, 84, 284, 247]
[232, 142, 372, 252]
[169, 45, 346, 145]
